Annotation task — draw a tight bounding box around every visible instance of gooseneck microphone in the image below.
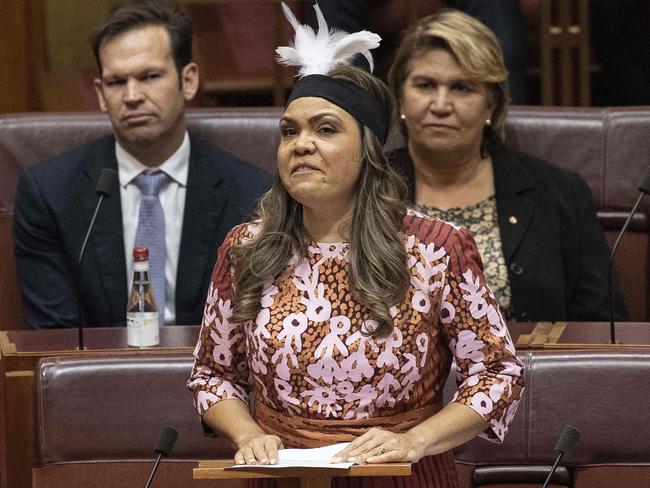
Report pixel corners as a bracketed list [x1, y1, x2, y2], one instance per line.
[541, 425, 581, 488]
[145, 427, 179, 488]
[77, 168, 119, 350]
[608, 166, 650, 344]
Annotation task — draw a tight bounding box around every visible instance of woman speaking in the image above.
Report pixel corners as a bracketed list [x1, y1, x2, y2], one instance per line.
[189, 4, 524, 487]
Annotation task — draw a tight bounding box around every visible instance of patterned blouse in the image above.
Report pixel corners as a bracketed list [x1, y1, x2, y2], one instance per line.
[189, 210, 524, 444]
[413, 196, 513, 320]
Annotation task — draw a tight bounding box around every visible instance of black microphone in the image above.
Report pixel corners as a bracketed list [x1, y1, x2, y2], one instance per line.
[77, 168, 119, 350]
[541, 425, 581, 488]
[608, 166, 650, 344]
[145, 426, 178, 488]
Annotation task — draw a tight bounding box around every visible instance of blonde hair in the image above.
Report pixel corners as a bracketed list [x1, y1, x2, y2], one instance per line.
[231, 65, 410, 338]
[388, 9, 510, 152]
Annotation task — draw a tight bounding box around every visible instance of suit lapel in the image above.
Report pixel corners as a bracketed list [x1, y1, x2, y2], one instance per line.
[493, 151, 536, 262]
[80, 137, 127, 324]
[176, 139, 229, 323]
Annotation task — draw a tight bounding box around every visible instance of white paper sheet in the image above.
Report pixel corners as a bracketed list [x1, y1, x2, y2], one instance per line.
[227, 442, 354, 469]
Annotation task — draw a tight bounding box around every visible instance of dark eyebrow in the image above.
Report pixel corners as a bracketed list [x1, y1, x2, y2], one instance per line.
[307, 112, 342, 124]
[280, 111, 343, 125]
[101, 73, 124, 85]
[102, 65, 166, 81]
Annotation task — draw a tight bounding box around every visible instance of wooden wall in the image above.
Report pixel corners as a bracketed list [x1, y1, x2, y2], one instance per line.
[0, 1, 44, 113]
[0, 0, 116, 114]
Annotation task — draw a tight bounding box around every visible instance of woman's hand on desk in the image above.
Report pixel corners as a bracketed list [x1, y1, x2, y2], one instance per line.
[331, 427, 424, 464]
[202, 399, 283, 465]
[234, 433, 284, 465]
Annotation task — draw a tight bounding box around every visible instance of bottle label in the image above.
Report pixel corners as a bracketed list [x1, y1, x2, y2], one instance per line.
[127, 312, 160, 347]
[133, 261, 149, 272]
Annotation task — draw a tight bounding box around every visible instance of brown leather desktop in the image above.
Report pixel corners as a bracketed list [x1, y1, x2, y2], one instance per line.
[0, 323, 648, 488]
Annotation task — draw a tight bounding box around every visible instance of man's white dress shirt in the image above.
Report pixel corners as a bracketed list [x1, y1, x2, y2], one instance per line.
[116, 132, 190, 325]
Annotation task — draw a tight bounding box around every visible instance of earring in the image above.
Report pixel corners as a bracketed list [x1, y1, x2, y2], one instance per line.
[485, 118, 492, 126]
[400, 113, 406, 120]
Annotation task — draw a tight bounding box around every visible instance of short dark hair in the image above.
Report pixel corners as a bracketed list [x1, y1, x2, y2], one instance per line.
[91, 0, 193, 75]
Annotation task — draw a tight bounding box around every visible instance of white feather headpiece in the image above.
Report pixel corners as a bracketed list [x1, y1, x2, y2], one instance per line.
[275, 2, 381, 77]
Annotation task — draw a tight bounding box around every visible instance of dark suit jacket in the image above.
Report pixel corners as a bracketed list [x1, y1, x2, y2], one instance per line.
[391, 147, 623, 322]
[14, 135, 270, 329]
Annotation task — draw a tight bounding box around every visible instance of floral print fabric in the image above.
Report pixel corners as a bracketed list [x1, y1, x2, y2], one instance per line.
[189, 210, 524, 442]
[413, 196, 513, 320]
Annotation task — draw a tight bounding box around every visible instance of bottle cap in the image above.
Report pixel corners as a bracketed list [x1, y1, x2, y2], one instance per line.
[133, 247, 149, 261]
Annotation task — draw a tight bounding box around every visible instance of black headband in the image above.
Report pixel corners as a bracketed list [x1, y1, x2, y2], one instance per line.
[286, 74, 387, 143]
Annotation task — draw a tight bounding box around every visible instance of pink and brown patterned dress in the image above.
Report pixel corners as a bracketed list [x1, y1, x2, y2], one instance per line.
[189, 210, 525, 488]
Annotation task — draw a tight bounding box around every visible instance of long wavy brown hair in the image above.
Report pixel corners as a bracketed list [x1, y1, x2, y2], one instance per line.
[231, 65, 410, 338]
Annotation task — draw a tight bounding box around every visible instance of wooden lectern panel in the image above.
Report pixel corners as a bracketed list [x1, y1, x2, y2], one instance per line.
[194, 459, 412, 488]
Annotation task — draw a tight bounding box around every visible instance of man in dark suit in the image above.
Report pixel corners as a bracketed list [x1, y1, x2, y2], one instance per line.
[13, 1, 269, 329]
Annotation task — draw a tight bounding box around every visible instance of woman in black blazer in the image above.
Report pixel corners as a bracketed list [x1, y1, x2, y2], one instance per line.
[387, 9, 619, 322]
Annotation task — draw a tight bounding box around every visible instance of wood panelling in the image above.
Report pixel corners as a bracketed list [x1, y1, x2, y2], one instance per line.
[0, 0, 46, 113]
[0, 2, 30, 113]
[0, 213, 23, 330]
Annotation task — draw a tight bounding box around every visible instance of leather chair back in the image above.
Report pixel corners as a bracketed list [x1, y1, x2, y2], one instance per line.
[35, 350, 650, 488]
[444, 349, 650, 487]
[33, 353, 238, 488]
[2, 107, 650, 324]
[3, 107, 650, 214]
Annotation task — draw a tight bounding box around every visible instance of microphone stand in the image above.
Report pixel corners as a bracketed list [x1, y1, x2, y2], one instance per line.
[76, 193, 107, 350]
[541, 452, 564, 488]
[608, 165, 650, 344]
[144, 451, 164, 488]
[145, 427, 178, 488]
[608, 191, 648, 344]
[542, 425, 581, 488]
[76, 168, 118, 350]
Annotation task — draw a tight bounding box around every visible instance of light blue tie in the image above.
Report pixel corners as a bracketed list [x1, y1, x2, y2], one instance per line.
[134, 171, 169, 326]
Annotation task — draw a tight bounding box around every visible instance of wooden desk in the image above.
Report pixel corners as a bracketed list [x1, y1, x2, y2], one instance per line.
[0, 325, 199, 488]
[193, 459, 411, 488]
[512, 321, 650, 349]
